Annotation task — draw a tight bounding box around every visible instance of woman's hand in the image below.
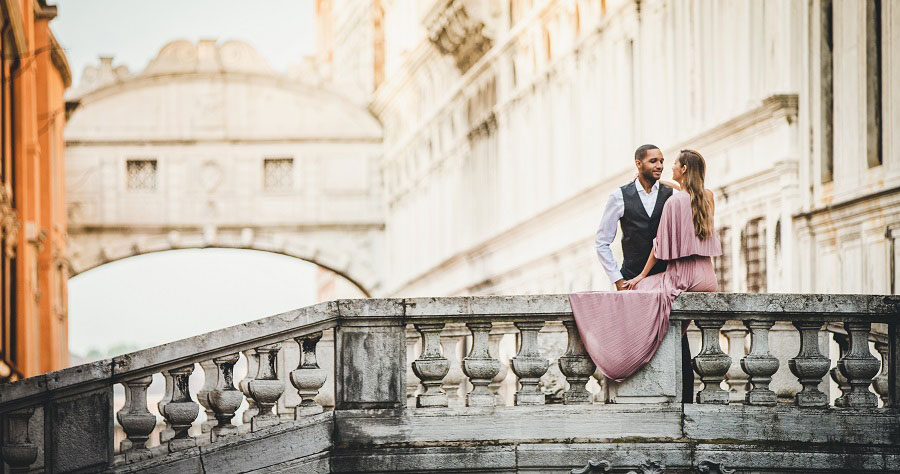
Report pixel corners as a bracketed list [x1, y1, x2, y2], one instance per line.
[623, 274, 645, 290]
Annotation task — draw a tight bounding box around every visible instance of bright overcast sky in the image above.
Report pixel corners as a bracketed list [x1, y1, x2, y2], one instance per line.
[52, 0, 316, 86]
[55, 1, 321, 360]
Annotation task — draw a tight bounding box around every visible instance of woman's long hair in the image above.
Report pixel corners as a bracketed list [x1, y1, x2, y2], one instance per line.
[679, 149, 714, 240]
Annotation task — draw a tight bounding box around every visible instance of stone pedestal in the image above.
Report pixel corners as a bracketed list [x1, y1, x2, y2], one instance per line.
[608, 321, 682, 404]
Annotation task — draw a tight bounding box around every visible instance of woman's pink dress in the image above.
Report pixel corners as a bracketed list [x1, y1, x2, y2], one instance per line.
[569, 191, 722, 381]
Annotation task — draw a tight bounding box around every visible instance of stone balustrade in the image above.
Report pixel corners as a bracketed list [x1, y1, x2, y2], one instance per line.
[0, 293, 898, 473]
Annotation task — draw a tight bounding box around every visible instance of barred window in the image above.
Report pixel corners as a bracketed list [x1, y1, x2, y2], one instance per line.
[264, 158, 294, 191]
[713, 227, 731, 291]
[126, 160, 157, 191]
[742, 218, 767, 293]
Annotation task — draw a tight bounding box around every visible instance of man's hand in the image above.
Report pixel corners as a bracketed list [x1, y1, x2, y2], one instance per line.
[615, 279, 627, 291]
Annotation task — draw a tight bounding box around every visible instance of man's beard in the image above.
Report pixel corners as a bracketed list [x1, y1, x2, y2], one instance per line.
[640, 170, 659, 183]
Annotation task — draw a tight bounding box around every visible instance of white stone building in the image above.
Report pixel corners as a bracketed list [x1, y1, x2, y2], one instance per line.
[65, 39, 383, 297]
[314, 0, 900, 298]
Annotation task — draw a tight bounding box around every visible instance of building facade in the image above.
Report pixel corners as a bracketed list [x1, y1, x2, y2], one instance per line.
[314, 0, 900, 298]
[0, 0, 71, 381]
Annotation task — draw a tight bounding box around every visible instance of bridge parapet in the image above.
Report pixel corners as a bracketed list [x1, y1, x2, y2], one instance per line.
[1, 293, 899, 473]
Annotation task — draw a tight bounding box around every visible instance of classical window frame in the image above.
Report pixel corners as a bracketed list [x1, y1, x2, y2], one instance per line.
[262, 157, 295, 193]
[125, 159, 158, 192]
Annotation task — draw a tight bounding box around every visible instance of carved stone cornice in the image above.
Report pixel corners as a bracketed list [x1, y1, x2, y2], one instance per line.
[424, 0, 498, 72]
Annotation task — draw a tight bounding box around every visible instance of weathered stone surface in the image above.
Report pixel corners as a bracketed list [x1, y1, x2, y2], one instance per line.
[334, 324, 406, 409]
[608, 320, 682, 404]
[48, 387, 113, 472]
[245, 452, 330, 473]
[331, 445, 517, 473]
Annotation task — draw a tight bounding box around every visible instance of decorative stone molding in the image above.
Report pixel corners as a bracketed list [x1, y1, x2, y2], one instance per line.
[411, 323, 451, 408]
[693, 319, 731, 404]
[117, 375, 155, 462]
[837, 321, 881, 407]
[208, 353, 243, 440]
[162, 364, 200, 452]
[558, 320, 595, 404]
[741, 319, 780, 406]
[511, 321, 550, 405]
[424, 0, 499, 72]
[697, 460, 735, 474]
[249, 343, 285, 431]
[463, 321, 501, 407]
[1, 407, 38, 473]
[789, 320, 830, 407]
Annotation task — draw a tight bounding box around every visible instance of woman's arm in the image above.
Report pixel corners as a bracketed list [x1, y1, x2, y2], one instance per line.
[623, 241, 659, 290]
[706, 189, 715, 216]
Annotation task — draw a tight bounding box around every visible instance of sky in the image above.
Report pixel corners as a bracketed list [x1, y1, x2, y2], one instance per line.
[68, 249, 319, 359]
[52, 0, 316, 87]
[54, 0, 321, 360]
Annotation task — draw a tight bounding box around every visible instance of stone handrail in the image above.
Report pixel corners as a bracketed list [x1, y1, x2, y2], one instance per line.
[1, 293, 898, 473]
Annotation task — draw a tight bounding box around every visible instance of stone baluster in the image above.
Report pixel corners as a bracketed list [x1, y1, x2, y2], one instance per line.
[740, 319, 780, 406]
[558, 320, 596, 404]
[162, 364, 200, 452]
[239, 349, 260, 424]
[208, 353, 243, 441]
[873, 340, 890, 406]
[412, 323, 451, 407]
[290, 332, 328, 417]
[157, 370, 175, 443]
[441, 325, 468, 406]
[249, 343, 285, 430]
[463, 321, 501, 406]
[559, 321, 597, 405]
[117, 375, 156, 462]
[489, 323, 516, 405]
[837, 321, 880, 407]
[788, 320, 831, 407]
[723, 324, 749, 402]
[405, 326, 421, 407]
[197, 359, 218, 433]
[830, 332, 851, 407]
[692, 319, 731, 404]
[1, 407, 38, 473]
[511, 321, 550, 405]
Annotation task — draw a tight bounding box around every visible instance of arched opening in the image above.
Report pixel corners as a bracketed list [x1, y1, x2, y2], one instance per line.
[67, 248, 364, 363]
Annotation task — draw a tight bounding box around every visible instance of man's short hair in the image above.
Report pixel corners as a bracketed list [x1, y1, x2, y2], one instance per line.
[634, 144, 660, 161]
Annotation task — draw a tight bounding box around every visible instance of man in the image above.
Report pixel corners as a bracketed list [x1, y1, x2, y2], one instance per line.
[594, 144, 693, 403]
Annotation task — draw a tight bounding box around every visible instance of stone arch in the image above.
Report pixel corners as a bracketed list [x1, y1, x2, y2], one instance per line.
[68, 230, 379, 297]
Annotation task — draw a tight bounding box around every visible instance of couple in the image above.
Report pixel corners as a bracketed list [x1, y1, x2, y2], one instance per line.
[569, 145, 721, 403]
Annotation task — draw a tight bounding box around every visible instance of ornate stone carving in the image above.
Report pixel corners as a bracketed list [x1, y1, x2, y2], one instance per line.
[239, 349, 260, 423]
[463, 321, 501, 407]
[740, 319, 779, 406]
[693, 319, 731, 404]
[117, 375, 156, 462]
[208, 353, 243, 441]
[696, 460, 735, 474]
[512, 321, 550, 405]
[162, 364, 200, 452]
[1, 407, 38, 473]
[249, 342, 285, 430]
[412, 323, 450, 408]
[0, 186, 20, 258]
[290, 332, 328, 417]
[423, 0, 498, 72]
[558, 320, 596, 404]
[197, 359, 218, 433]
[571, 459, 612, 474]
[837, 321, 880, 407]
[873, 340, 890, 406]
[788, 320, 830, 407]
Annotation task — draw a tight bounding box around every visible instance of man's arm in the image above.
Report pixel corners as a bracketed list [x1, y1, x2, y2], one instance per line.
[595, 189, 625, 289]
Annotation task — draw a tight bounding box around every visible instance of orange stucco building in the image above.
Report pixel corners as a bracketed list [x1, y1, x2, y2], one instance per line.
[0, 0, 71, 381]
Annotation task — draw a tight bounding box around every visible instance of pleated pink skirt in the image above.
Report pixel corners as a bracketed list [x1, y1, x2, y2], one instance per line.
[569, 255, 717, 382]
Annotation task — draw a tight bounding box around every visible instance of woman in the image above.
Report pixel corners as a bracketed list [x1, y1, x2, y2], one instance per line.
[569, 149, 722, 384]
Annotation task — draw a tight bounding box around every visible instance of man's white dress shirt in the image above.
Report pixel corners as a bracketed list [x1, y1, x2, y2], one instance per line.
[595, 179, 670, 285]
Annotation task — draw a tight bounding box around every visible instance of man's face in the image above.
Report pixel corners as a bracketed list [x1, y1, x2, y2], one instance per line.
[636, 149, 664, 182]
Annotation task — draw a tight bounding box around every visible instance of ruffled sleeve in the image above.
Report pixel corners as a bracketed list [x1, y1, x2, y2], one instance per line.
[654, 193, 722, 260]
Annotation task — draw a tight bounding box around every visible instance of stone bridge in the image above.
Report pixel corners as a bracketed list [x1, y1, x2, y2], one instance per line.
[1, 293, 898, 473]
[64, 40, 384, 295]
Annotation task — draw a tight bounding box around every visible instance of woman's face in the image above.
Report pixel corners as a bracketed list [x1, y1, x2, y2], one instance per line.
[672, 158, 685, 181]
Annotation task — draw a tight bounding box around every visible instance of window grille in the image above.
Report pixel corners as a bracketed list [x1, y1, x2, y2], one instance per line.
[126, 160, 157, 191]
[742, 218, 767, 293]
[264, 158, 294, 191]
[713, 227, 731, 291]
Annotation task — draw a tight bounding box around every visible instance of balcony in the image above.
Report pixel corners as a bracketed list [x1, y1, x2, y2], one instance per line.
[1, 293, 898, 473]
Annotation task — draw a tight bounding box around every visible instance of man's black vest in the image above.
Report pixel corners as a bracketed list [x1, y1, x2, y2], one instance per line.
[619, 181, 673, 280]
